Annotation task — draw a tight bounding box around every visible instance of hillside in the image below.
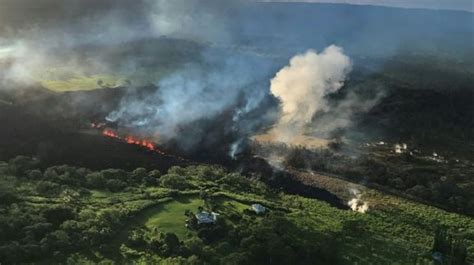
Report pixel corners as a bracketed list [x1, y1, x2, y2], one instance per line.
[0, 157, 472, 264]
[0, 2, 472, 264]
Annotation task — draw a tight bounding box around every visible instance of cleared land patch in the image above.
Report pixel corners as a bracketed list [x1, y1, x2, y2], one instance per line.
[138, 196, 203, 239]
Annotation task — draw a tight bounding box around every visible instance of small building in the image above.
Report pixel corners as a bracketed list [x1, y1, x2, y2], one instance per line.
[251, 204, 266, 214]
[432, 251, 444, 263]
[195, 211, 219, 224]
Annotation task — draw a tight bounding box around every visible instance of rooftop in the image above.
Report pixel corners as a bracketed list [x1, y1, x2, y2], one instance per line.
[195, 211, 219, 224]
[251, 203, 266, 214]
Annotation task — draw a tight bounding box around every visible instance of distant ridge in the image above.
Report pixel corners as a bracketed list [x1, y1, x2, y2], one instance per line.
[258, 0, 474, 13]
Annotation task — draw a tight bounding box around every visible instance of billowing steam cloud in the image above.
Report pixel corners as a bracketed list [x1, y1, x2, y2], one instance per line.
[269, 45, 352, 144]
[348, 188, 369, 213]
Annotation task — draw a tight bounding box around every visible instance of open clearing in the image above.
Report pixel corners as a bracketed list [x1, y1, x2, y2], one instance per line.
[136, 196, 203, 239]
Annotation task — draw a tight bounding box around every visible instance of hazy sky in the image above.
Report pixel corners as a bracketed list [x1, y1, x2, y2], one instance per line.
[265, 0, 474, 12]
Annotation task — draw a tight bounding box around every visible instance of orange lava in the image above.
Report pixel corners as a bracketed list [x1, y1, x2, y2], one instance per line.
[101, 128, 165, 155]
[102, 129, 120, 139]
[125, 136, 155, 151]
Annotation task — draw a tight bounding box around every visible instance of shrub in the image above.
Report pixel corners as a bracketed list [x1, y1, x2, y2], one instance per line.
[43, 206, 75, 227]
[132, 168, 148, 182]
[101, 169, 128, 181]
[0, 181, 17, 205]
[149, 169, 162, 179]
[26, 169, 43, 180]
[160, 174, 190, 190]
[106, 179, 127, 192]
[36, 181, 61, 196]
[8, 156, 38, 175]
[85, 172, 106, 189]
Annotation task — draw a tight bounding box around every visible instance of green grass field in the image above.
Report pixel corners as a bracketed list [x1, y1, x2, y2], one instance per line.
[214, 195, 251, 214]
[34, 67, 173, 92]
[138, 196, 204, 239]
[121, 195, 253, 240]
[39, 75, 125, 91]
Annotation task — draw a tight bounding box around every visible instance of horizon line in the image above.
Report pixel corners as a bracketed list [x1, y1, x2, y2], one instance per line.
[257, 0, 474, 13]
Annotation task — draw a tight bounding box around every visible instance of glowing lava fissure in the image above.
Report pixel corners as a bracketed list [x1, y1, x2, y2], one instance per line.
[101, 128, 166, 155]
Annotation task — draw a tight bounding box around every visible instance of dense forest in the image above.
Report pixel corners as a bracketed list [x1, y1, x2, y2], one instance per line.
[1, 156, 472, 264]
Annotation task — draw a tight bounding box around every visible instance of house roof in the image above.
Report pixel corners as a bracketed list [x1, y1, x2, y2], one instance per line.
[251, 204, 266, 213]
[195, 211, 218, 224]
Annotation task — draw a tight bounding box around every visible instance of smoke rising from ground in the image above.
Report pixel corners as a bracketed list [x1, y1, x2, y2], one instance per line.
[107, 48, 274, 150]
[1, 0, 470, 156]
[269, 45, 352, 144]
[0, 0, 278, 154]
[348, 188, 369, 213]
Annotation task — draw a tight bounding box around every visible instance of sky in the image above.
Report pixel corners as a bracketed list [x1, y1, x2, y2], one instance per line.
[264, 0, 474, 12]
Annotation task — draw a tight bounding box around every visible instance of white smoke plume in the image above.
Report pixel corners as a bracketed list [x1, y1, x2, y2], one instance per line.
[269, 45, 352, 144]
[348, 188, 369, 213]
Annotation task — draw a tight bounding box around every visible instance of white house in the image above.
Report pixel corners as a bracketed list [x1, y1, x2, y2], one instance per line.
[195, 211, 219, 224]
[251, 204, 266, 214]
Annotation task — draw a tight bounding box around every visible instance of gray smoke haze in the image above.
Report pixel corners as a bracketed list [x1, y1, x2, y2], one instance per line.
[0, 0, 234, 43]
[1, 0, 471, 155]
[0, 0, 278, 154]
[106, 48, 274, 149]
[310, 89, 386, 137]
[0, 0, 243, 89]
[1, 0, 471, 90]
[148, 0, 241, 44]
